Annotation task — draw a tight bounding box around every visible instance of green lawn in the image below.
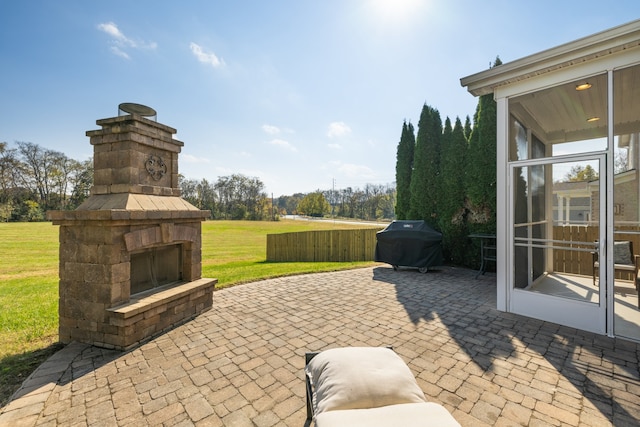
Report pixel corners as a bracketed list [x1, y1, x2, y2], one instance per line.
[0, 219, 382, 406]
[201, 220, 381, 285]
[0, 223, 60, 358]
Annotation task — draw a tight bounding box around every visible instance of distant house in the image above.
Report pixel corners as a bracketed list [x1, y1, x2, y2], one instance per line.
[552, 168, 640, 225]
[553, 180, 591, 224]
[461, 19, 640, 342]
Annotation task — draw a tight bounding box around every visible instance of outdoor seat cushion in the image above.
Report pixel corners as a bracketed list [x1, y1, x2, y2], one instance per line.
[305, 347, 427, 414]
[314, 402, 461, 427]
[613, 241, 633, 265]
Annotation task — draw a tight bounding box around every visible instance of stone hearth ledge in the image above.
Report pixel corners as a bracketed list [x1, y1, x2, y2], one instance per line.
[101, 277, 217, 350]
[107, 278, 216, 319]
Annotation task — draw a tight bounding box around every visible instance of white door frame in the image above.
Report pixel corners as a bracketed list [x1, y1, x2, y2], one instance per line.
[507, 153, 607, 335]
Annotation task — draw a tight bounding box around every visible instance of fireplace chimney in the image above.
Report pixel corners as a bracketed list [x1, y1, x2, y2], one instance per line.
[48, 104, 217, 350]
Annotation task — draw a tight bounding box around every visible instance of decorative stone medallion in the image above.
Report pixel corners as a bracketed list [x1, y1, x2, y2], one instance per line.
[145, 154, 167, 181]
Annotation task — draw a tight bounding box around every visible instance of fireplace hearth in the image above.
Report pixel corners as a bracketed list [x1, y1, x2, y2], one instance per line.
[48, 105, 217, 350]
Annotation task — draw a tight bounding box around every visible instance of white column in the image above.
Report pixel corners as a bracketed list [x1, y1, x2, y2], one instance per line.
[496, 97, 508, 312]
[558, 195, 564, 224]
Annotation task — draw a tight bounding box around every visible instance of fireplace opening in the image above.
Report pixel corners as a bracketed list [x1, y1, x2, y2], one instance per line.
[130, 244, 183, 295]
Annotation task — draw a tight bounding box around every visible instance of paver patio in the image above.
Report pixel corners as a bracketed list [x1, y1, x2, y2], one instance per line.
[1, 266, 639, 426]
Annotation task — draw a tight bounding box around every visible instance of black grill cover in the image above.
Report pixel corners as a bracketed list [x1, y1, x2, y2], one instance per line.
[375, 220, 443, 269]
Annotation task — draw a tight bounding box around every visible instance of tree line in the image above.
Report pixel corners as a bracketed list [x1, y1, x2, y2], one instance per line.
[276, 183, 396, 221]
[395, 58, 501, 268]
[179, 174, 273, 220]
[0, 141, 92, 221]
[182, 180, 397, 221]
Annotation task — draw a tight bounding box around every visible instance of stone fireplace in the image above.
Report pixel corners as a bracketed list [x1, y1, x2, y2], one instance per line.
[48, 105, 216, 350]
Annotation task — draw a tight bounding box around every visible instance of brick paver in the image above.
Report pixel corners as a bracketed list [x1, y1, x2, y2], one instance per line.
[1, 266, 639, 426]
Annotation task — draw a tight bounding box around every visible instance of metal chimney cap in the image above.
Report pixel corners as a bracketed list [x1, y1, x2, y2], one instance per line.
[118, 103, 157, 119]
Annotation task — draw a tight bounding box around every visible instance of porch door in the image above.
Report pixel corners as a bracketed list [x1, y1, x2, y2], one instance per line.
[508, 154, 606, 334]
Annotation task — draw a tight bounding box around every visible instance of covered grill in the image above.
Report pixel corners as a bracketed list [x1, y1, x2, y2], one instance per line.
[375, 220, 443, 272]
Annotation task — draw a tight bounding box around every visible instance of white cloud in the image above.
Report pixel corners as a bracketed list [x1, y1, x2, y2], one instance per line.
[190, 42, 225, 68]
[268, 138, 297, 152]
[328, 143, 342, 150]
[97, 22, 157, 58]
[181, 154, 211, 163]
[262, 124, 280, 135]
[97, 22, 127, 42]
[262, 124, 296, 135]
[110, 46, 130, 60]
[335, 162, 376, 178]
[327, 121, 352, 138]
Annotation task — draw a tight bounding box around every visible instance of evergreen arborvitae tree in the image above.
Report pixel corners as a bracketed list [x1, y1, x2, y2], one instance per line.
[439, 117, 469, 265]
[439, 117, 454, 261]
[409, 103, 442, 229]
[466, 102, 483, 222]
[394, 121, 415, 219]
[465, 57, 501, 235]
[463, 115, 472, 141]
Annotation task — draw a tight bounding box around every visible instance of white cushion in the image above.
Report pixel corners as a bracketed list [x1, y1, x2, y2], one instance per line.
[315, 402, 461, 427]
[305, 347, 427, 415]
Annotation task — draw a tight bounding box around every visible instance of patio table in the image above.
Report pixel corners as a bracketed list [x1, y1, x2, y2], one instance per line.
[469, 233, 496, 279]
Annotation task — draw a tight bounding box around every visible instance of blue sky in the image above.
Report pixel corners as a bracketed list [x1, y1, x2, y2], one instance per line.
[1, 1, 638, 196]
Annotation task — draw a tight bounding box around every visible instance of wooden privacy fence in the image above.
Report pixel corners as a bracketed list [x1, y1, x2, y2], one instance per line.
[553, 225, 595, 276]
[553, 225, 640, 280]
[266, 228, 381, 262]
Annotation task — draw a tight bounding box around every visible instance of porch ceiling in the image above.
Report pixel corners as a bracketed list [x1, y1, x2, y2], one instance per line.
[509, 68, 640, 144]
[460, 19, 640, 145]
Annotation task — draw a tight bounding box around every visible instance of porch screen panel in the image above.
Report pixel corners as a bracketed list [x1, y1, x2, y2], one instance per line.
[513, 160, 600, 301]
[513, 166, 529, 288]
[513, 164, 548, 289]
[613, 64, 640, 341]
[531, 163, 546, 280]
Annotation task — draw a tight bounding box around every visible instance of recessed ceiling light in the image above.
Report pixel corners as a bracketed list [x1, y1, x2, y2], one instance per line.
[587, 117, 600, 122]
[576, 82, 592, 91]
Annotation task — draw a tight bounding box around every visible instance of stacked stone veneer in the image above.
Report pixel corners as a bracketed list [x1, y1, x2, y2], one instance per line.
[48, 113, 216, 350]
